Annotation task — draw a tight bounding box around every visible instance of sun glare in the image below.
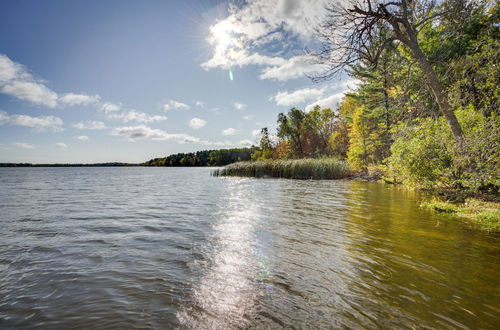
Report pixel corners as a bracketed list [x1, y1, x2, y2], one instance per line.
[210, 19, 237, 55]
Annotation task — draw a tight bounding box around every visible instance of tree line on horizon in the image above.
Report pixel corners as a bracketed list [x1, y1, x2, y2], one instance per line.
[143, 147, 257, 167]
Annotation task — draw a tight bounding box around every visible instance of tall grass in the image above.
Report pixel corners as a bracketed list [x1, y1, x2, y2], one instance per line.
[212, 158, 351, 180]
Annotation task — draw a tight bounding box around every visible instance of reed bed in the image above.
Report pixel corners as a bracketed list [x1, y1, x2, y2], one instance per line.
[212, 158, 351, 180]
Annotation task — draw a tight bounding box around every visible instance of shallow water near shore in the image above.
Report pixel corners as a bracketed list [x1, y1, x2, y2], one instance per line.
[0, 167, 499, 329]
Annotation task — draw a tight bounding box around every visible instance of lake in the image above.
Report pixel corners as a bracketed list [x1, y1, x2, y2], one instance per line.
[0, 167, 499, 329]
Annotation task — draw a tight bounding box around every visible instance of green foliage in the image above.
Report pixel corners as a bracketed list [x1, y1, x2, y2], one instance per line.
[421, 197, 500, 231]
[449, 35, 500, 117]
[277, 108, 307, 158]
[387, 117, 453, 188]
[208, 148, 256, 166]
[387, 106, 499, 192]
[328, 122, 349, 158]
[347, 105, 369, 170]
[330, 0, 499, 194]
[276, 106, 342, 159]
[251, 128, 274, 161]
[456, 107, 500, 192]
[143, 147, 256, 167]
[347, 105, 381, 170]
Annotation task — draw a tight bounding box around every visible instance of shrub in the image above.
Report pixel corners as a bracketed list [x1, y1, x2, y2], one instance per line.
[387, 105, 499, 192]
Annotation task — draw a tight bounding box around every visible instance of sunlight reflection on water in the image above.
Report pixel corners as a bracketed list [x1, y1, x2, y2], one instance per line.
[177, 179, 263, 328]
[0, 168, 499, 329]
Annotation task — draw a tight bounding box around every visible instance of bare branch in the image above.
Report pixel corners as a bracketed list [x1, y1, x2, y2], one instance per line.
[311, 0, 465, 143]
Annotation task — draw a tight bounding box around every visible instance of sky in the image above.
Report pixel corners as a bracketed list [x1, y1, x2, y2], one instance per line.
[0, 0, 355, 163]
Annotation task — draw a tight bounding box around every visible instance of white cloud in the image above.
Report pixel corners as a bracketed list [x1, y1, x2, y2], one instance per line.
[111, 125, 200, 143]
[243, 115, 254, 120]
[234, 102, 246, 111]
[101, 102, 122, 113]
[0, 111, 9, 123]
[201, 1, 331, 80]
[0, 54, 102, 108]
[107, 110, 167, 123]
[72, 120, 107, 130]
[195, 101, 204, 107]
[0, 110, 64, 132]
[188, 117, 207, 129]
[251, 129, 261, 137]
[14, 142, 34, 149]
[271, 87, 325, 106]
[55, 142, 67, 149]
[237, 0, 330, 40]
[198, 140, 231, 147]
[163, 100, 190, 111]
[202, 51, 285, 70]
[239, 139, 254, 146]
[74, 135, 89, 141]
[58, 93, 100, 106]
[1, 80, 59, 108]
[305, 92, 345, 112]
[0, 54, 58, 107]
[222, 127, 237, 136]
[259, 55, 327, 81]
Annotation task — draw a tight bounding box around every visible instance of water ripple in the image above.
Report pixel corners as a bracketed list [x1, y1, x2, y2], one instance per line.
[0, 168, 498, 329]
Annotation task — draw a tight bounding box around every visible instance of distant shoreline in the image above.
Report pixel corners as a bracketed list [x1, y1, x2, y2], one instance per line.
[0, 163, 225, 167]
[0, 163, 140, 167]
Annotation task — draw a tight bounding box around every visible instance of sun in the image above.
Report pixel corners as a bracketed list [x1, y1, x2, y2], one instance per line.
[210, 19, 238, 55]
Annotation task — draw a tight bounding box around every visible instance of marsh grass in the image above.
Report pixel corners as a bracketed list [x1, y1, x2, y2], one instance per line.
[421, 198, 500, 231]
[212, 158, 351, 180]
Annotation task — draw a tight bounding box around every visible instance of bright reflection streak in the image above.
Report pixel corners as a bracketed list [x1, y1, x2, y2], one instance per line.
[177, 179, 263, 328]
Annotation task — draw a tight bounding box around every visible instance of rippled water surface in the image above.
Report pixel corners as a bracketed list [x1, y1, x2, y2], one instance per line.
[1, 167, 499, 329]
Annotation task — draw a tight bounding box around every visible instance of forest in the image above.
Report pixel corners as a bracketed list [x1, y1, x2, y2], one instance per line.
[246, 0, 498, 195]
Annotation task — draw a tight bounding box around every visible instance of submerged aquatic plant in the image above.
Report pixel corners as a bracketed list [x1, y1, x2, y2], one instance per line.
[421, 198, 500, 231]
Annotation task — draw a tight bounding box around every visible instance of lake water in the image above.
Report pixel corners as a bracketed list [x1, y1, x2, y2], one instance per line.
[0, 167, 499, 329]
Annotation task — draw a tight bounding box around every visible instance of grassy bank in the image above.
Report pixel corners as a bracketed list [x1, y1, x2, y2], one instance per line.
[212, 158, 350, 180]
[421, 198, 500, 231]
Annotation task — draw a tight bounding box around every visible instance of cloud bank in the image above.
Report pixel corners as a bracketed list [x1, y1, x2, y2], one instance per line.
[271, 87, 325, 106]
[201, 0, 331, 81]
[0, 110, 64, 132]
[0, 54, 101, 108]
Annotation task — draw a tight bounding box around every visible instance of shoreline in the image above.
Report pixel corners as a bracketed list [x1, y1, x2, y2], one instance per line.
[1, 162, 498, 230]
[213, 159, 499, 231]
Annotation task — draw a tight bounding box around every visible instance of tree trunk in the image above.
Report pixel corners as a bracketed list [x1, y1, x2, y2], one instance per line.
[407, 41, 464, 145]
[382, 58, 392, 158]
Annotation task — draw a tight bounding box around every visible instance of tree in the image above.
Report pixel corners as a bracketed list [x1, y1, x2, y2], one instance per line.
[302, 106, 337, 157]
[314, 0, 472, 145]
[349, 48, 400, 159]
[259, 127, 273, 150]
[252, 127, 274, 160]
[277, 108, 307, 158]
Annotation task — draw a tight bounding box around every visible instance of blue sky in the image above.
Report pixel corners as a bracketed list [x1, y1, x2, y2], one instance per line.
[0, 0, 354, 163]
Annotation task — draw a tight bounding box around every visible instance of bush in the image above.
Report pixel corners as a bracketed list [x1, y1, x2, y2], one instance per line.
[387, 106, 499, 192]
